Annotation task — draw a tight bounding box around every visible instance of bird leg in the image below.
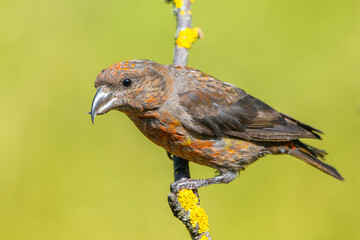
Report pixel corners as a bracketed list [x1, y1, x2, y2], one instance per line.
[170, 171, 237, 193]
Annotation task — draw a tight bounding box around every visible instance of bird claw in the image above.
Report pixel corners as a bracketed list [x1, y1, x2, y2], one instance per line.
[170, 178, 200, 200]
[170, 177, 190, 193]
[171, 172, 238, 194]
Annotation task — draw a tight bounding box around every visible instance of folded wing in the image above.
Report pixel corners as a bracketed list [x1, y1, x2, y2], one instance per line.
[178, 78, 321, 141]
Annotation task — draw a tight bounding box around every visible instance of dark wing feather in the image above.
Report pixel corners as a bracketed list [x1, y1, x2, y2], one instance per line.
[178, 77, 321, 141]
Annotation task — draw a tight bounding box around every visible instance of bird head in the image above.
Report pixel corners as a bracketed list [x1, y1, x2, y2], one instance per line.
[90, 59, 171, 123]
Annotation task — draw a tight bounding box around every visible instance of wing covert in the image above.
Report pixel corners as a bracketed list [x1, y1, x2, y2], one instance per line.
[177, 77, 320, 141]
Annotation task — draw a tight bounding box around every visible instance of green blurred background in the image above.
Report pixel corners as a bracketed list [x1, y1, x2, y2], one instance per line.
[1, 0, 359, 239]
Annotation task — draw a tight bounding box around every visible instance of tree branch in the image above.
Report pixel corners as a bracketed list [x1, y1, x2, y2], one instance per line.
[173, 0, 192, 65]
[166, 1, 211, 240]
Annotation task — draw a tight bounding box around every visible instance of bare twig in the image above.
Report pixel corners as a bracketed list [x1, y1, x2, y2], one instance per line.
[166, 1, 211, 240]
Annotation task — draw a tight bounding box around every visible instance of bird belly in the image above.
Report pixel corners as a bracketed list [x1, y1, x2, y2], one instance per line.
[173, 137, 263, 172]
[129, 115, 262, 172]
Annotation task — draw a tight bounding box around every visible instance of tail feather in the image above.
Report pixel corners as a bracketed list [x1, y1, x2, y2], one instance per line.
[294, 140, 327, 160]
[289, 140, 344, 180]
[280, 113, 323, 139]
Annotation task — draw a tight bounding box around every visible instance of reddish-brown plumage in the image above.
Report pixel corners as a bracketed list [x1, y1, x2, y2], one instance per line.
[90, 59, 343, 189]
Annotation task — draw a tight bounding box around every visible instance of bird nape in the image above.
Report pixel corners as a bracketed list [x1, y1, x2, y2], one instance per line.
[89, 59, 343, 191]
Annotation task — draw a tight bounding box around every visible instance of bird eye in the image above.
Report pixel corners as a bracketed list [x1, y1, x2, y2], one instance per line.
[122, 78, 132, 87]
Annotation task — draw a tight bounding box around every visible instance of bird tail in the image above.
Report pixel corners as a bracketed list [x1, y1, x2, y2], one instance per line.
[286, 140, 344, 180]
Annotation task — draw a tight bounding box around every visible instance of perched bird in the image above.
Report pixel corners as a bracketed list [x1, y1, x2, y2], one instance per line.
[90, 59, 343, 191]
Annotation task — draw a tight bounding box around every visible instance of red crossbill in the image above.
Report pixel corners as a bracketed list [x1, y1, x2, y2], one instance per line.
[90, 59, 343, 191]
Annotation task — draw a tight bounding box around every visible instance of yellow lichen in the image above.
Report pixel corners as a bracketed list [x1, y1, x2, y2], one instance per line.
[180, 10, 185, 15]
[200, 235, 208, 240]
[174, 0, 183, 8]
[177, 189, 210, 233]
[175, 27, 199, 49]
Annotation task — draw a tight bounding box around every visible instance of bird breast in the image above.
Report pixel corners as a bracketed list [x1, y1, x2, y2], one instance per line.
[128, 111, 188, 150]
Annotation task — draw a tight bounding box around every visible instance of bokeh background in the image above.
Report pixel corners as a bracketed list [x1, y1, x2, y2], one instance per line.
[1, 0, 359, 239]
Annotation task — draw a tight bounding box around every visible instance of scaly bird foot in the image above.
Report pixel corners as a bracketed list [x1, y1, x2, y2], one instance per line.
[170, 172, 238, 193]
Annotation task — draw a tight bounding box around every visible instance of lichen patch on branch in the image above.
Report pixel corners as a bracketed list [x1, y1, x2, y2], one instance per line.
[174, 0, 184, 9]
[173, 0, 195, 10]
[176, 27, 200, 49]
[200, 235, 209, 240]
[177, 189, 209, 234]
